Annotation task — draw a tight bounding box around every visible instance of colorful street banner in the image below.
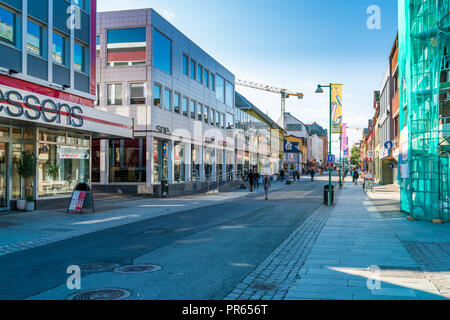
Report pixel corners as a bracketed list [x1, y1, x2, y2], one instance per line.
[341, 123, 347, 151]
[331, 84, 343, 134]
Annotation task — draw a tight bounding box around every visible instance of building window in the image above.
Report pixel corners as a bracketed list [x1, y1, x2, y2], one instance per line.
[197, 103, 203, 121]
[182, 97, 188, 117]
[210, 73, 215, 90]
[174, 93, 180, 114]
[74, 42, 85, 72]
[211, 109, 215, 126]
[191, 145, 201, 182]
[152, 84, 162, 107]
[153, 139, 168, 183]
[153, 28, 171, 74]
[204, 106, 209, 124]
[96, 35, 100, 57]
[182, 54, 189, 76]
[216, 74, 225, 102]
[190, 100, 196, 119]
[204, 69, 209, 87]
[225, 81, 234, 107]
[174, 142, 185, 183]
[226, 113, 234, 129]
[27, 20, 42, 56]
[109, 138, 146, 183]
[0, 7, 15, 45]
[197, 64, 203, 84]
[164, 88, 171, 111]
[107, 84, 123, 106]
[73, 0, 86, 10]
[216, 112, 221, 127]
[95, 84, 100, 106]
[190, 59, 196, 80]
[52, 32, 65, 64]
[107, 27, 146, 67]
[130, 83, 145, 105]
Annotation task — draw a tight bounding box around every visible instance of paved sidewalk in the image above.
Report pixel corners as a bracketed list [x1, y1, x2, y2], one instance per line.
[226, 178, 450, 300]
[0, 180, 288, 257]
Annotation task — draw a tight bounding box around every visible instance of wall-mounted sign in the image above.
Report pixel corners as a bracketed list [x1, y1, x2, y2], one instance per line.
[156, 125, 171, 135]
[384, 141, 393, 150]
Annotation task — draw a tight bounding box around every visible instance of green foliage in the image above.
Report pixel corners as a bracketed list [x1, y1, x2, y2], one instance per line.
[26, 195, 34, 202]
[17, 151, 37, 179]
[47, 164, 60, 181]
[350, 147, 360, 166]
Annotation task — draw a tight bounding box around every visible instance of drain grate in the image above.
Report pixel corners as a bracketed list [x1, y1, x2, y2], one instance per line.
[114, 264, 162, 274]
[250, 282, 279, 291]
[144, 229, 175, 235]
[67, 288, 131, 300]
[80, 262, 119, 273]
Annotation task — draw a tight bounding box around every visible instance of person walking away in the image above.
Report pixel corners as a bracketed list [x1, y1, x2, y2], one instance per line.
[364, 170, 374, 192]
[263, 175, 271, 200]
[310, 168, 315, 182]
[296, 170, 300, 182]
[352, 169, 359, 185]
[254, 171, 260, 189]
[247, 171, 255, 192]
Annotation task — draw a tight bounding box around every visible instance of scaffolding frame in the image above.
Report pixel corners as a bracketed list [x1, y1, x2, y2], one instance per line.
[398, 0, 450, 221]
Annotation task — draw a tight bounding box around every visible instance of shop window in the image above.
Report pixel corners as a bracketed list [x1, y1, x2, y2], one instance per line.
[174, 143, 185, 183]
[0, 7, 15, 45]
[52, 32, 65, 64]
[27, 20, 42, 56]
[0, 126, 9, 137]
[109, 138, 146, 183]
[153, 139, 168, 183]
[91, 139, 100, 183]
[191, 145, 201, 182]
[174, 93, 181, 114]
[107, 27, 146, 67]
[74, 42, 85, 72]
[153, 29, 171, 74]
[107, 84, 122, 106]
[164, 88, 171, 111]
[153, 84, 161, 107]
[131, 83, 146, 105]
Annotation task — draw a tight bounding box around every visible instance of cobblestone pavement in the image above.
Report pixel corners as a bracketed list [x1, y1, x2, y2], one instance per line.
[224, 200, 336, 300]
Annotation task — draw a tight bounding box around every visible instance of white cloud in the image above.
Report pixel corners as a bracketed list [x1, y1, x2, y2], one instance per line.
[160, 9, 176, 22]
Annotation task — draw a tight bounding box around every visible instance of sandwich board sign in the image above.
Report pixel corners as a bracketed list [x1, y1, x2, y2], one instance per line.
[67, 183, 95, 214]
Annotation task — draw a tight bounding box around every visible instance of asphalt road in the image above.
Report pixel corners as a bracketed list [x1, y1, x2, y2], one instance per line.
[0, 175, 330, 300]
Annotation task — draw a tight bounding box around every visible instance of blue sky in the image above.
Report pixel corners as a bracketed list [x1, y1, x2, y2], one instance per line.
[98, 0, 398, 155]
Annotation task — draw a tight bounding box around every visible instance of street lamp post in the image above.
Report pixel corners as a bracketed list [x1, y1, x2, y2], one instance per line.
[316, 84, 333, 206]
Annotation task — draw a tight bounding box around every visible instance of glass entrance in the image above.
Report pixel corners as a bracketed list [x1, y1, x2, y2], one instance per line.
[0, 143, 7, 209]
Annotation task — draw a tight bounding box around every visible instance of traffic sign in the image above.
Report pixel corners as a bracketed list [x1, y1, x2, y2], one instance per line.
[328, 154, 335, 163]
[384, 141, 393, 150]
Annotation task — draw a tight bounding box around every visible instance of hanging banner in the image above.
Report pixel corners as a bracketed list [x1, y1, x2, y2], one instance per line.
[331, 84, 343, 134]
[341, 123, 347, 151]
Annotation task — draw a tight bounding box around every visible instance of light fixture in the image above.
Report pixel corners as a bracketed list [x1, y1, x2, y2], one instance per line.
[315, 85, 324, 94]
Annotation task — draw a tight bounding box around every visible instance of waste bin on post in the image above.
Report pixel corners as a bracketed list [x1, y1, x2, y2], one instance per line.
[161, 180, 168, 198]
[324, 185, 334, 205]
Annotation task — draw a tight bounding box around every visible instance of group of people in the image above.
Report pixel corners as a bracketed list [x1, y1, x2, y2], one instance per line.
[245, 170, 271, 200]
[351, 168, 374, 192]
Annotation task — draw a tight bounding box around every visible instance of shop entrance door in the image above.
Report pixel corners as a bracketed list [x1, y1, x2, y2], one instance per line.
[0, 143, 8, 210]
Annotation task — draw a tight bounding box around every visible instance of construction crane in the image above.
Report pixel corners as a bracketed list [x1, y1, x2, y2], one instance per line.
[235, 79, 304, 128]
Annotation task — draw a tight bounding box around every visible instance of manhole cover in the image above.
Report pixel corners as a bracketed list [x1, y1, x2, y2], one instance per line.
[67, 288, 131, 300]
[114, 264, 162, 274]
[250, 282, 279, 291]
[144, 229, 175, 235]
[80, 262, 119, 272]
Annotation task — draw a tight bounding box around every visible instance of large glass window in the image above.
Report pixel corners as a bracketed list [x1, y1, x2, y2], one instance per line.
[191, 145, 201, 182]
[182, 97, 188, 117]
[174, 143, 185, 183]
[197, 65, 203, 84]
[204, 147, 214, 179]
[210, 73, 215, 90]
[153, 84, 161, 107]
[153, 29, 171, 74]
[153, 139, 168, 183]
[74, 42, 85, 72]
[174, 93, 180, 114]
[216, 74, 225, 102]
[109, 138, 146, 183]
[226, 113, 234, 129]
[204, 106, 209, 124]
[182, 54, 189, 76]
[107, 84, 122, 106]
[190, 100, 196, 119]
[52, 32, 65, 64]
[225, 81, 234, 107]
[38, 132, 91, 197]
[107, 27, 146, 66]
[203, 69, 209, 87]
[190, 59, 196, 80]
[130, 83, 146, 105]
[96, 35, 100, 57]
[27, 20, 42, 56]
[0, 7, 15, 45]
[164, 88, 171, 111]
[197, 103, 203, 121]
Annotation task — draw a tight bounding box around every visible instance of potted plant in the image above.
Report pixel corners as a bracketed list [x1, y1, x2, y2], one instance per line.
[16, 151, 37, 211]
[47, 164, 60, 190]
[25, 195, 35, 212]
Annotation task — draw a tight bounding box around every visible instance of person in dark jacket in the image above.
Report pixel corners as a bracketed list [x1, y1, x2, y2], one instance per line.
[352, 169, 359, 185]
[310, 168, 315, 182]
[254, 172, 260, 189]
[247, 171, 256, 192]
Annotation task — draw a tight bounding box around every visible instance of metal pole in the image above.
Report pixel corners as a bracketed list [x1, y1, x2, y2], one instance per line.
[339, 132, 342, 189]
[329, 84, 332, 206]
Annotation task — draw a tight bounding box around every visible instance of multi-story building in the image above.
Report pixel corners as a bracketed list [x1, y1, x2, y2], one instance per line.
[278, 112, 308, 172]
[93, 9, 235, 196]
[0, 0, 132, 211]
[306, 122, 327, 167]
[235, 92, 284, 176]
[390, 34, 400, 187]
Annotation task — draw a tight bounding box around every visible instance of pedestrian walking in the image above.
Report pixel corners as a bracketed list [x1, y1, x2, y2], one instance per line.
[263, 175, 271, 200]
[255, 171, 260, 189]
[352, 169, 359, 185]
[296, 170, 300, 182]
[280, 168, 285, 181]
[310, 168, 315, 182]
[247, 171, 255, 192]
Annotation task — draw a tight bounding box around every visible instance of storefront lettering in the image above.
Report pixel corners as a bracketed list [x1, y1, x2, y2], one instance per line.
[0, 88, 84, 128]
[156, 125, 171, 135]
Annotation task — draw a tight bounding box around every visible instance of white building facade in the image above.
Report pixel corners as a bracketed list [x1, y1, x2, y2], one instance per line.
[93, 9, 235, 195]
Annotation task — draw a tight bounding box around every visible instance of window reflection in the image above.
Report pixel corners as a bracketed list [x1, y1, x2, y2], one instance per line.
[107, 27, 146, 67]
[153, 29, 171, 74]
